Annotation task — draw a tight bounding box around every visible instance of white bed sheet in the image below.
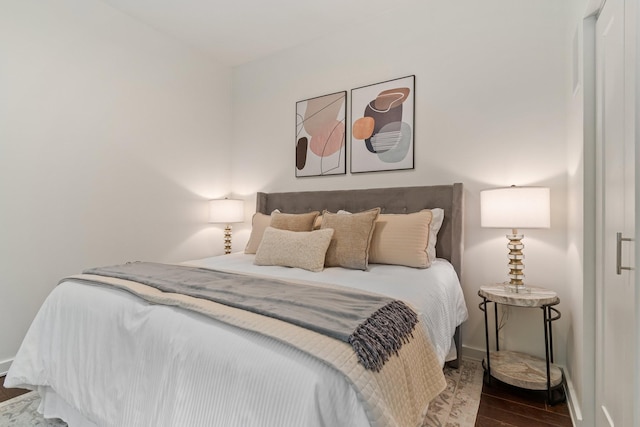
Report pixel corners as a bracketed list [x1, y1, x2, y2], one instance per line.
[6, 254, 468, 427]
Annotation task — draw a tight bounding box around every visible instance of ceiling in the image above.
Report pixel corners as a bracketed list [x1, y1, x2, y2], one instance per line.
[99, 0, 417, 67]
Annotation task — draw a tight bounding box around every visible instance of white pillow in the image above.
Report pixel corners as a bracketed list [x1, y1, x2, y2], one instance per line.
[428, 208, 444, 264]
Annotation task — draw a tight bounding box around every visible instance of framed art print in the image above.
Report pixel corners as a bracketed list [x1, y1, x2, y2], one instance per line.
[295, 91, 346, 177]
[350, 75, 415, 173]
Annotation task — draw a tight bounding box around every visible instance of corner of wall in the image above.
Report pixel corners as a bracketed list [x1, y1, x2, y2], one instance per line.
[0, 358, 12, 376]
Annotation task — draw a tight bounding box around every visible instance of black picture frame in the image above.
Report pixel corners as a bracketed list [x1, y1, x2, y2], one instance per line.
[295, 91, 347, 177]
[350, 75, 415, 173]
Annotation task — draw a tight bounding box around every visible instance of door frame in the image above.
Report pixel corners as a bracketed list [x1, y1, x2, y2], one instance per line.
[583, 0, 638, 426]
[634, 0, 640, 424]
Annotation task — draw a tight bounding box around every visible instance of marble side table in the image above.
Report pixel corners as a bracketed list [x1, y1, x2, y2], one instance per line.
[478, 284, 566, 404]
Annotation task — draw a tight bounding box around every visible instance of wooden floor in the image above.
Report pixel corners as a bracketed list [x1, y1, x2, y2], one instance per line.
[1, 375, 572, 426]
[0, 375, 29, 403]
[475, 378, 573, 427]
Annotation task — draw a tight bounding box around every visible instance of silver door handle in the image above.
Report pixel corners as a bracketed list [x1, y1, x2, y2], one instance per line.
[616, 232, 635, 274]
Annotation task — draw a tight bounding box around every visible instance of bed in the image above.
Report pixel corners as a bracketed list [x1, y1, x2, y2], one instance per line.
[6, 184, 468, 427]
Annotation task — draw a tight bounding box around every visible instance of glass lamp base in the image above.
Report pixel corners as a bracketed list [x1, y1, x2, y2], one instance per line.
[503, 283, 531, 294]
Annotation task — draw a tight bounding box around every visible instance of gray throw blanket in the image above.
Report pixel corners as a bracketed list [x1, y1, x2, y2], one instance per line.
[82, 262, 418, 372]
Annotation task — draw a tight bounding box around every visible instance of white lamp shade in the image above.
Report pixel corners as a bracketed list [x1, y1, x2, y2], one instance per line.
[209, 199, 244, 224]
[480, 186, 550, 229]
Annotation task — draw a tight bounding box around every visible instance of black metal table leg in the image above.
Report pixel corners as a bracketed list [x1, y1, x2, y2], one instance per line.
[544, 305, 564, 405]
[543, 306, 552, 403]
[479, 297, 491, 384]
[494, 302, 499, 352]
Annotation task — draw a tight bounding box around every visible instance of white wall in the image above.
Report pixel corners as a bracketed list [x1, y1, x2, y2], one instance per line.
[232, 0, 573, 364]
[0, 0, 586, 413]
[0, 0, 232, 367]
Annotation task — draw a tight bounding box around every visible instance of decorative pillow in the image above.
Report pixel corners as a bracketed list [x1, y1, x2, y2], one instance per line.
[245, 211, 320, 254]
[320, 208, 380, 270]
[244, 212, 272, 254]
[428, 208, 445, 264]
[313, 215, 323, 230]
[254, 227, 334, 272]
[270, 211, 320, 232]
[369, 209, 436, 268]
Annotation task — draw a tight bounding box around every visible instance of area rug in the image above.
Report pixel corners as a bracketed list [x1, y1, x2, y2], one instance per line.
[0, 391, 65, 426]
[0, 359, 482, 427]
[424, 358, 484, 427]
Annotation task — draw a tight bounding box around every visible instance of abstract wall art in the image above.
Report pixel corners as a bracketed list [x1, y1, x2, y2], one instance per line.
[351, 75, 415, 173]
[295, 91, 347, 177]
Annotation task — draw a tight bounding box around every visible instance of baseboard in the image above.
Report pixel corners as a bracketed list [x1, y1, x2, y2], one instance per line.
[562, 367, 582, 427]
[461, 344, 485, 362]
[0, 359, 12, 376]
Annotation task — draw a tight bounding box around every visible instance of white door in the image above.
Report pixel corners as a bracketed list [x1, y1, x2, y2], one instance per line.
[595, 0, 636, 425]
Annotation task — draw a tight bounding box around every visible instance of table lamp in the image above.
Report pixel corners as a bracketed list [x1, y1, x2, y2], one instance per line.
[480, 186, 550, 292]
[209, 198, 244, 254]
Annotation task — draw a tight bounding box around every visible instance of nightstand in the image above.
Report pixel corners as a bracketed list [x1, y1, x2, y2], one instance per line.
[478, 284, 566, 404]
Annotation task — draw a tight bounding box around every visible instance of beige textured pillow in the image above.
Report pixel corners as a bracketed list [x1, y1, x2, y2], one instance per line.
[254, 227, 334, 272]
[313, 215, 322, 230]
[244, 212, 272, 254]
[321, 208, 380, 270]
[369, 209, 435, 268]
[270, 211, 320, 232]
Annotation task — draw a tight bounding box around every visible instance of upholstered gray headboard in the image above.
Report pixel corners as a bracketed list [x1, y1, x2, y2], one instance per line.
[256, 183, 464, 279]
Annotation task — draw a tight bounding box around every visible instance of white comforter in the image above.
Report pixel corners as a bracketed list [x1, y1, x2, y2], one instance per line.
[6, 254, 468, 427]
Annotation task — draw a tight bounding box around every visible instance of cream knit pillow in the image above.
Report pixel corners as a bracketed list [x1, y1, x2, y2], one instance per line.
[245, 211, 321, 254]
[254, 227, 334, 272]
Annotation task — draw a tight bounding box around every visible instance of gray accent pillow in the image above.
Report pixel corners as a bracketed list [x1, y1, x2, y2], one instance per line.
[321, 208, 380, 270]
